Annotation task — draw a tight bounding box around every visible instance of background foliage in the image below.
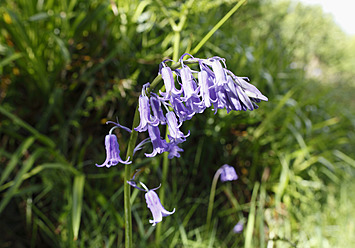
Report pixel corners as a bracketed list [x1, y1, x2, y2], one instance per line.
[1, 0, 354, 247]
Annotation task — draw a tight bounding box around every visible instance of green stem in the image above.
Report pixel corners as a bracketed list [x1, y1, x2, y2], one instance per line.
[190, 0, 246, 55]
[245, 182, 260, 248]
[155, 133, 169, 245]
[206, 169, 222, 233]
[124, 107, 139, 248]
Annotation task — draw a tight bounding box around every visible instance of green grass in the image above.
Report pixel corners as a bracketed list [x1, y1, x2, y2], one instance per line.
[1, 0, 355, 247]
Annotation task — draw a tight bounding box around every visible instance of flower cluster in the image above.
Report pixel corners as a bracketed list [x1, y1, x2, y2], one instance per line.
[135, 54, 268, 159]
[96, 54, 268, 227]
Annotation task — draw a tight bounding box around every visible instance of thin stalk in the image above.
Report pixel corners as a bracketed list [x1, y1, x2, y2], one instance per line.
[124, 107, 139, 248]
[173, 32, 181, 62]
[206, 169, 222, 233]
[190, 0, 247, 55]
[245, 182, 260, 248]
[155, 131, 169, 245]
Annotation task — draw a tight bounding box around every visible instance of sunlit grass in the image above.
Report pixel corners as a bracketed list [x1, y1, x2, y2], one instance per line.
[0, 0, 354, 247]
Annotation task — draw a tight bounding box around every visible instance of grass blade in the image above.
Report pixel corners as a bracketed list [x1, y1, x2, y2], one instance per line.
[0, 137, 35, 186]
[245, 182, 259, 248]
[0, 149, 43, 214]
[72, 174, 85, 241]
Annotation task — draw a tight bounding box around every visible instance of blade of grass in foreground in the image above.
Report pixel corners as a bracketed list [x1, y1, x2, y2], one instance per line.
[0, 106, 55, 148]
[245, 182, 259, 248]
[0, 137, 35, 186]
[0, 149, 44, 214]
[190, 0, 247, 55]
[72, 174, 85, 241]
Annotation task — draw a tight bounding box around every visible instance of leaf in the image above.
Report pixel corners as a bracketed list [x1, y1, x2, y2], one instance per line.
[72, 174, 85, 241]
[0, 149, 43, 215]
[0, 137, 35, 186]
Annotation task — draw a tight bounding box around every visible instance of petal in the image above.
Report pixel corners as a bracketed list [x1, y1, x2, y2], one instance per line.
[161, 67, 183, 96]
[235, 76, 268, 101]
[211, 60, 227, 86]
[145, 190, 164, 226]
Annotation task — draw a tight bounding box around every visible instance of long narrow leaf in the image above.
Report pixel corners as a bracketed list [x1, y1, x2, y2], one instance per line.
[0, 149, 43, 214]
[0, 136, 35, 186]
[72, 174, 85, 240]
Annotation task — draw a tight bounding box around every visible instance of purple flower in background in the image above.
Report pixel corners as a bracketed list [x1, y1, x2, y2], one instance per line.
[145, 124, 168, 157]
[219, 164, 238, 182]
[135, 94, 159, 132]
[96, 134, 131, 167]
[166, 111, 190, 142]
[233, 221, 244, 233]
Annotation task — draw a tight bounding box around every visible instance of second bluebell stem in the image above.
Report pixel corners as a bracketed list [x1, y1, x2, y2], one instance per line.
[206, 169, 222, 233]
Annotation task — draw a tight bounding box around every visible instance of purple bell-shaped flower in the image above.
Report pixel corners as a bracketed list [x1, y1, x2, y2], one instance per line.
[96, 134, 131, 168]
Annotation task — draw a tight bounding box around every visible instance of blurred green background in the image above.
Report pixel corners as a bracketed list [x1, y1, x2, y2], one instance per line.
[1, 0, 354, 247]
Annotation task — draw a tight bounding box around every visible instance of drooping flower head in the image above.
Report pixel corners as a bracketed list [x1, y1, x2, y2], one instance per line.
[129, 54, 268, 159]
[145, 186, 175, 226]
[135, 83, 159, 132]
[211, 58, 228, 86]
[219, 164, 238, 182]
[150, 94, 166, 124]
[166, 140, 184, 159]
[127, 180, 175, 226]
[166, 111, 190, 142]
[198, 70, 217, 108]
[159, 66, 183, 98]
[145, 124, 168, 158]
[96, 134, 131, 167]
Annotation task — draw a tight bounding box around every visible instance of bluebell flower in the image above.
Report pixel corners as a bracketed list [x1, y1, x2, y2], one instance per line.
[211, 59, 228, 86]
[166, 141, 184, 159]
[129, 54, 268, 160]
[180, 66, 200, 100]
[219, 164, 238, 182]
[159, 66, 183, 98]
[169, 96, 194, 122]
[232, 75, 268, 102]
[135, 94, 159, 132]
[166, 111, 190, 142]
[145, 124, 168, 158]
[127, 181, 175, 226]
[198, 70, 217, 108]
[179, 66, 205, 114]
[145, 186, 175, 226]
[96, 134, 131, 167]
[150, 94, 166, 124]
[233, 221, 244, 233]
